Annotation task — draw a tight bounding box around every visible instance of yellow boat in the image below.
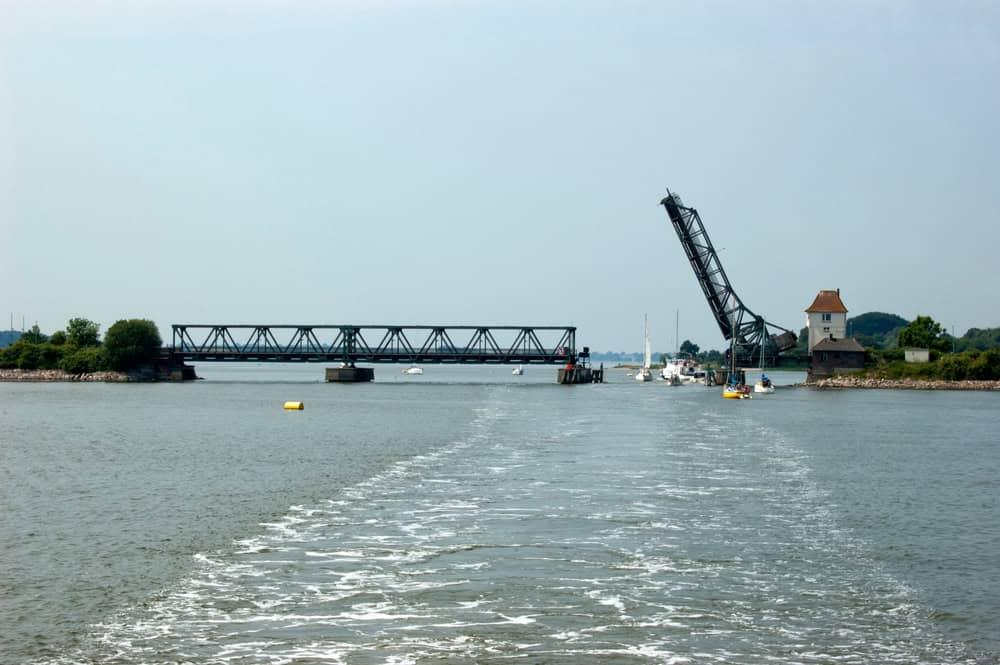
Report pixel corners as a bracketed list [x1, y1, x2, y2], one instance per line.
[722, 384, 750, 399]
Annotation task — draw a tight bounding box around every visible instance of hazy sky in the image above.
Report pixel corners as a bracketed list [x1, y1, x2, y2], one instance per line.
[2, 1, 998, 352]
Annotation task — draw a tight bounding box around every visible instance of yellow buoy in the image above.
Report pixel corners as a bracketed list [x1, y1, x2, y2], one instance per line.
[283, 401, 304, 410]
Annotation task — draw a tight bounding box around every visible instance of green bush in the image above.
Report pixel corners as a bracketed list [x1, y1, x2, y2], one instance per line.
[104, 319, 162, 371]
[61, 346, 108, 374]
[37, 344, 65, 370]
[859, 350, 1000, 381]
[0, 342, 66, 370]
[15, 343, 42, 369]
[0, 343, 20, 369]
[969, 349, 1000, 380]
[938, 354, 968, 381]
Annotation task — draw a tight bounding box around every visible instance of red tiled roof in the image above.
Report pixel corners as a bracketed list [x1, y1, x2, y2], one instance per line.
[805, 290, 847, 313]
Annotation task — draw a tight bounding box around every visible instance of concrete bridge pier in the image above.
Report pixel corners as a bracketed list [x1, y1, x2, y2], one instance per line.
[557, 363, 604, 384]
[325, 366, 375, 382]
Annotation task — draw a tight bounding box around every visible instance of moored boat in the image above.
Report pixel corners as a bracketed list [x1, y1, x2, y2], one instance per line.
[660, 312, 706, 384]
[636, 314, 653, 382]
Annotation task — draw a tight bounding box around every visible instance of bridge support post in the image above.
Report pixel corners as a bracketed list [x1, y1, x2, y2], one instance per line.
[325, 366, 374, 383]
[557, 364, 603, 384]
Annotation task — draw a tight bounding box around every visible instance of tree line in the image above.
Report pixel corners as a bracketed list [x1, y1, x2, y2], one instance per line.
[598, 311, 1000, 380]
[0, 318, 163, 373]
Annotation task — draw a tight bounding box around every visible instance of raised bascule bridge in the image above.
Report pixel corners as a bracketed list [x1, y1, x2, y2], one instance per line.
[660, 190, 799, 373]
[165, 324, 602, 383]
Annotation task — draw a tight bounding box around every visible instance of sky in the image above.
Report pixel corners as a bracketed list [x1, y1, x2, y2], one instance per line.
[2, 0, 998, 353]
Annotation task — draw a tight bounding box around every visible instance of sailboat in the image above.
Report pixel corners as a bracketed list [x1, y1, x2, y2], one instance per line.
[722, 333, 750, 399]
[754, 326, 775, 394]
[635, 314, 653, 382]
[512, 364, 524, 376]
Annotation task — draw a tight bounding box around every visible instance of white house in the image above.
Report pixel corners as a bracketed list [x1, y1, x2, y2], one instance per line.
[806, 289, 848, 351]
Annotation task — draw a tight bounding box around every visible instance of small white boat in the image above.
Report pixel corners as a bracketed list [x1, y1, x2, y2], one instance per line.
[753, 330, 775, 394]
[403, 365, 423, 375]
[661, 357, 706, 384]
[512, 365, 524, 376]
[660, 312, 706, 384]
[754, 372, 775, 394]
[636, 314, 653, 382]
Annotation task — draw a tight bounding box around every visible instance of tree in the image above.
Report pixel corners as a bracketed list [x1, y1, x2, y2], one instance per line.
[680, 340, 700, 356]
[848, 312, 908, 350]
[21, 324, 47, 344]
[957, 327, 1000, 352]
[103, 319, 162, 370]
[66, 317, 101, 347]
[49, 330, 68, 345]
[897, 315, 949, 352]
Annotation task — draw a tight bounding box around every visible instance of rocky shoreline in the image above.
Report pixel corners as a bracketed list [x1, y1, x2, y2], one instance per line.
[813, 375, 1000, 391]
[0, 369, 138, 382]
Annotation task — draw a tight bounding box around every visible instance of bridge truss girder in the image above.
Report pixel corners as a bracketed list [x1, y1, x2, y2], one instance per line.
[660, 190, 796, 366]
[170, 324, 577, 365]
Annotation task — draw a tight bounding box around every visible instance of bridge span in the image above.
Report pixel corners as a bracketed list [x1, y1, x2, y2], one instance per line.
[168, 324, 601, 383]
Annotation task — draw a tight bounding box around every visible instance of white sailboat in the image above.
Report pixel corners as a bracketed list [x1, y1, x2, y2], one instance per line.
[754, 325, 775, 394]
[636, 314, 653, 382]
[512, 364, 524, 376]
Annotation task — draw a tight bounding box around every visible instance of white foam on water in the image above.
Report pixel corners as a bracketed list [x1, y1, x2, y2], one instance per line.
[45, 390, 985, 665]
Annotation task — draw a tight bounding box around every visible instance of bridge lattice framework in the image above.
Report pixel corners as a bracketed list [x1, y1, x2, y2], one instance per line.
[170, 324, 579, 365]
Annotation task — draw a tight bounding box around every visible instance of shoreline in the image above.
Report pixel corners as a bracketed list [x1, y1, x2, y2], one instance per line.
[813, 376, 1000, 391]
[0, 369, 137, 382]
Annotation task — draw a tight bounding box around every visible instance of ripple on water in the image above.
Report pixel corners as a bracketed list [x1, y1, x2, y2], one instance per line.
[28, 389, 993, 664]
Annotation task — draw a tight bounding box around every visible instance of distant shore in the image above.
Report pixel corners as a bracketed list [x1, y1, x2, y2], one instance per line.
[0, 369, 136, 382]
[813, 376, 1000, 391]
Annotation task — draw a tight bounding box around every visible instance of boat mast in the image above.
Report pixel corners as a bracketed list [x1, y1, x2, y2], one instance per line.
[675, 309, 679, 360]
[643, 314, 651, 369]
[759, 320, 766, 370]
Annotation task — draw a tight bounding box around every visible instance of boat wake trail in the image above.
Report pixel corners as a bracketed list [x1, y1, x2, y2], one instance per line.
[46, 387, 980, 664]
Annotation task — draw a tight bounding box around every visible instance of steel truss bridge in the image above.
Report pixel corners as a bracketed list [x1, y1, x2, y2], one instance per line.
[169, 324, 579, 365]
[660, 190, 798, 367]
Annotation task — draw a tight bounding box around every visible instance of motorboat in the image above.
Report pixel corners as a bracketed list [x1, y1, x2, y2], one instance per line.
[662, 371, 681, 386]
[660, 312, 706, 384]
[661, 357, 706, 384]
[403, 365, 423, 375]
[512, 365, 524, 376]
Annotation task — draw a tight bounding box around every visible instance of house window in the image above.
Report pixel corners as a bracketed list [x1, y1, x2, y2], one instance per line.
[822, 313, 832, 322]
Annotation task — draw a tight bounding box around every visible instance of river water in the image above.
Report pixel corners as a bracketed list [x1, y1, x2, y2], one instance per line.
[2, 365, 998, 664]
